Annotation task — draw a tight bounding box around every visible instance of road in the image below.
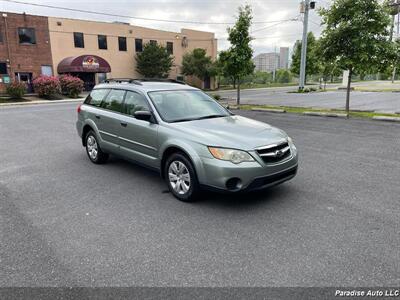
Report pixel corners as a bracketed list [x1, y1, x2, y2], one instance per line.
[217, 85, 400, 113]
[0, 103, 399, 288]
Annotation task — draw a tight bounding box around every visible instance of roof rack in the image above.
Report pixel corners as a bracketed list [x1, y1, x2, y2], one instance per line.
[103, 78, 187, 85]
[135, 78, 187, 85]
[103, 78, 142, 85]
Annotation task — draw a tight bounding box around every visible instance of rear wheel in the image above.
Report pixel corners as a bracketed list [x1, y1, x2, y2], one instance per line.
[164, 153, 199, 202]
[85, 130, 109, 164]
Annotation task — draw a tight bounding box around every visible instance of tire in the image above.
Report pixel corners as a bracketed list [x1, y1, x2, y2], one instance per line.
[164, 153, 200, 202]
[85, 130, 109, 164]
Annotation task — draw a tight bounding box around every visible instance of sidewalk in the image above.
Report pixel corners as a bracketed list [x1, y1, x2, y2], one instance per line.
[0, 93, 87, 107]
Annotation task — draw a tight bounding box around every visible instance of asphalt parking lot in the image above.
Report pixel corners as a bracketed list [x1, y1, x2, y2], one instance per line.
[0, 103, 399, 287]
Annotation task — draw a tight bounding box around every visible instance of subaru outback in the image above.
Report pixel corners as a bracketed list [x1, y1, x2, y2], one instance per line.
[76, 79, 298, 202]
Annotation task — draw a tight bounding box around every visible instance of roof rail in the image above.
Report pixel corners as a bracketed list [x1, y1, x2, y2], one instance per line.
[135, 78, 187, 85]
[103, 78, 142, 85]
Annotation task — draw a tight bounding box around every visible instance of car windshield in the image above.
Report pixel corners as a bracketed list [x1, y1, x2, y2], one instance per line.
[147, 90, 230, 123]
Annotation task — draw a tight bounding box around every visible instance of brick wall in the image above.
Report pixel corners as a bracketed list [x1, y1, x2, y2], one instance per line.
[0, 12, 53, 92]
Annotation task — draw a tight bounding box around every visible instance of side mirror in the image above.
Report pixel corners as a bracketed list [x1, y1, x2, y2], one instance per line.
[134, 110, 153, 122]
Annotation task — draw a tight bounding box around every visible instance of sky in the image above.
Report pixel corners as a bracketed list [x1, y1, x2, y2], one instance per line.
[0, 0, 331, 56]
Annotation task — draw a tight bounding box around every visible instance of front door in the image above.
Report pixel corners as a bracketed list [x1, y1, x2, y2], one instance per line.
[16, 72, 33, 93]
[74, 73, 96, 91]
[117, 91, 159, 168]
[204, 76, 211, 89]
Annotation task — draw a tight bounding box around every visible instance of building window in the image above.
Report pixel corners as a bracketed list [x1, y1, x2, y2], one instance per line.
[98, 35, 107, 50]
[135, 38, 143, 52]
[0, 62, 7, 74]
[41, 65, 53, 76]
[97, 73, 107, 83]
[118, 36, 127, 51]
[18, 28, 36, 44]
[74, 32, 84, 48]
[0, 30, 3, 43]
[150, 40, 157, 45]
[166, 42, 173, 55]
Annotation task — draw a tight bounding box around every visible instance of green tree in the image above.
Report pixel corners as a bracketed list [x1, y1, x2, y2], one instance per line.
[291, 32, 321, 83]
[181, 48, 217, 84]
[275, 69, 293, 84]
[319, 0, 393, 115]
[135, 42, 173, 78]
[223, 5, 255, 105]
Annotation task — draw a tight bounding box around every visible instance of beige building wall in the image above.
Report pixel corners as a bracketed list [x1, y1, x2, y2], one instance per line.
[48, 17, 217, 89]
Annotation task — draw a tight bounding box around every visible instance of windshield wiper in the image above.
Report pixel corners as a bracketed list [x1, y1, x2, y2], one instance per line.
[169, 118, 197, 123]
[195, 114, 227, 120]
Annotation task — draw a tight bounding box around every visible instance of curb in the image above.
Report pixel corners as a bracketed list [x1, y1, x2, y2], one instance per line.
[304, 111, 348, 118]
[251, 108, 286, 113]
[372, 116, 400, 122]
[0, 98, 84, 107]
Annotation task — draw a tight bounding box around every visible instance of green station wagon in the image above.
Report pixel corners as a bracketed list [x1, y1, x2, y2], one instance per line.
[76, 79, 298, 201]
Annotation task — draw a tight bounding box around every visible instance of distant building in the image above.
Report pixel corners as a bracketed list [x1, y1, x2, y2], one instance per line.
[253, 47, 290, 72]
[253, 53, 280, 72]
[279, 47, 289, 70]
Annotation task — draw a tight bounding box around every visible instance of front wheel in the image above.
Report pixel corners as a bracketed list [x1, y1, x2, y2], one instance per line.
[85, 130, 109, 164]
[165, 153, 200, 202]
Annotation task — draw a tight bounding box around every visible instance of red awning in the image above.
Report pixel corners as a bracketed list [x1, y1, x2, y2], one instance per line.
[57, 55, 111, 73]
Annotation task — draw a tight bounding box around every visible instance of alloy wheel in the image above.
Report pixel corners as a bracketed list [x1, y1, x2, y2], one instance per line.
[168, 161, 191, 195]
[87, 135, 98, 160]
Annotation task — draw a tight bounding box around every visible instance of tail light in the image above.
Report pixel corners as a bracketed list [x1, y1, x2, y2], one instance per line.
[77, 104, 82, 113]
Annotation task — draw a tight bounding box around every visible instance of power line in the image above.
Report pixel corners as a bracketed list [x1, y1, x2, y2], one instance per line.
[1, 0, 298, 25]
[251, 16, 300, 33]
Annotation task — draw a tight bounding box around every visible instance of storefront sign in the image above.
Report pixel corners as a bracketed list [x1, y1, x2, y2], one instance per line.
[3, 75, 10, 84]
[82, 56, 100, 70]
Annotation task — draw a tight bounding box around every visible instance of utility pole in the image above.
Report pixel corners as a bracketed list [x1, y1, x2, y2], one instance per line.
[273, 45, 277, 82]
[390, 0, 400, 83]
[299, 0, 310, 90]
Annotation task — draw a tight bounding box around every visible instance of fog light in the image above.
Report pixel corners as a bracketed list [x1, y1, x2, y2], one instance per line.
[226, 178, 242, 191]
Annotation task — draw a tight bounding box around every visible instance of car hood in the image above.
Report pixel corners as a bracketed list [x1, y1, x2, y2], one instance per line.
[168, 115, 288, 150]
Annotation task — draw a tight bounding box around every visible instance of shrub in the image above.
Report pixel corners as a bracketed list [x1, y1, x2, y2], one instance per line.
[33, 75, 61, 98]
[212, 94, 221, 100]
[6, 81, 27, 99]
[59, 75, 84, 98]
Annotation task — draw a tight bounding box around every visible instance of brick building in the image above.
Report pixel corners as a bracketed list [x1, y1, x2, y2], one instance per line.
[0, 11, 217, 92]
[0, 12, 53, 92]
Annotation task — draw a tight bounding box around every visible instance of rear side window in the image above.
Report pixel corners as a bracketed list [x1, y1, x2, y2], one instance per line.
[85, 89, 110, 107]
[101, 89, 126, 112]
[123, 91, 149, 116]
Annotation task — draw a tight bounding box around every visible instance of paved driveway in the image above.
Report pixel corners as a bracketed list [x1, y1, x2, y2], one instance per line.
[0, 103, 399, 287]
[217, 88, 400, 113]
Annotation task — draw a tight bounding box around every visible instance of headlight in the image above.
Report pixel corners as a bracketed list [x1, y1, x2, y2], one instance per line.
[287, 136, 294, 144]
[208, 147, 254, 164]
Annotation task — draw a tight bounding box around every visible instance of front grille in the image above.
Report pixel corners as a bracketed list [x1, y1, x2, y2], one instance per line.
[256, 141, 291, 164]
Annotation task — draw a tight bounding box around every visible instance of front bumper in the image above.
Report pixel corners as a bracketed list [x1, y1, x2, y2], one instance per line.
[198, 149, 298, 192]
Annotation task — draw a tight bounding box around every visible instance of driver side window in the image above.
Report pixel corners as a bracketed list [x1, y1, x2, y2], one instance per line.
[123, 91, 149, 116]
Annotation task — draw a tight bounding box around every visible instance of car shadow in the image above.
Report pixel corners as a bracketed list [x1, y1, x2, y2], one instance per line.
[105, 155, 295, 210]
[196, 185, 295, 210]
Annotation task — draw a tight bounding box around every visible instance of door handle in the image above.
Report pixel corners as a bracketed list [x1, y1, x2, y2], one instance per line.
[120, 122, 127, 127]
[95, 115, 101, 119]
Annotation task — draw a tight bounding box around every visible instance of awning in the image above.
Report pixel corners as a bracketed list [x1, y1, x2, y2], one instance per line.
[57, 55, 111, 73]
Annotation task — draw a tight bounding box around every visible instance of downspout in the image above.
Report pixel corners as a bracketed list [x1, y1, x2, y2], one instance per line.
[3, 14, 13, 81]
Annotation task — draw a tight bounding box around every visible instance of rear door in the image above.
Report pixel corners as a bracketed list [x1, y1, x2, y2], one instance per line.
[117, 91, 159, 168]
[97, 89, 126, 148]
[83, 88, 111, 145]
